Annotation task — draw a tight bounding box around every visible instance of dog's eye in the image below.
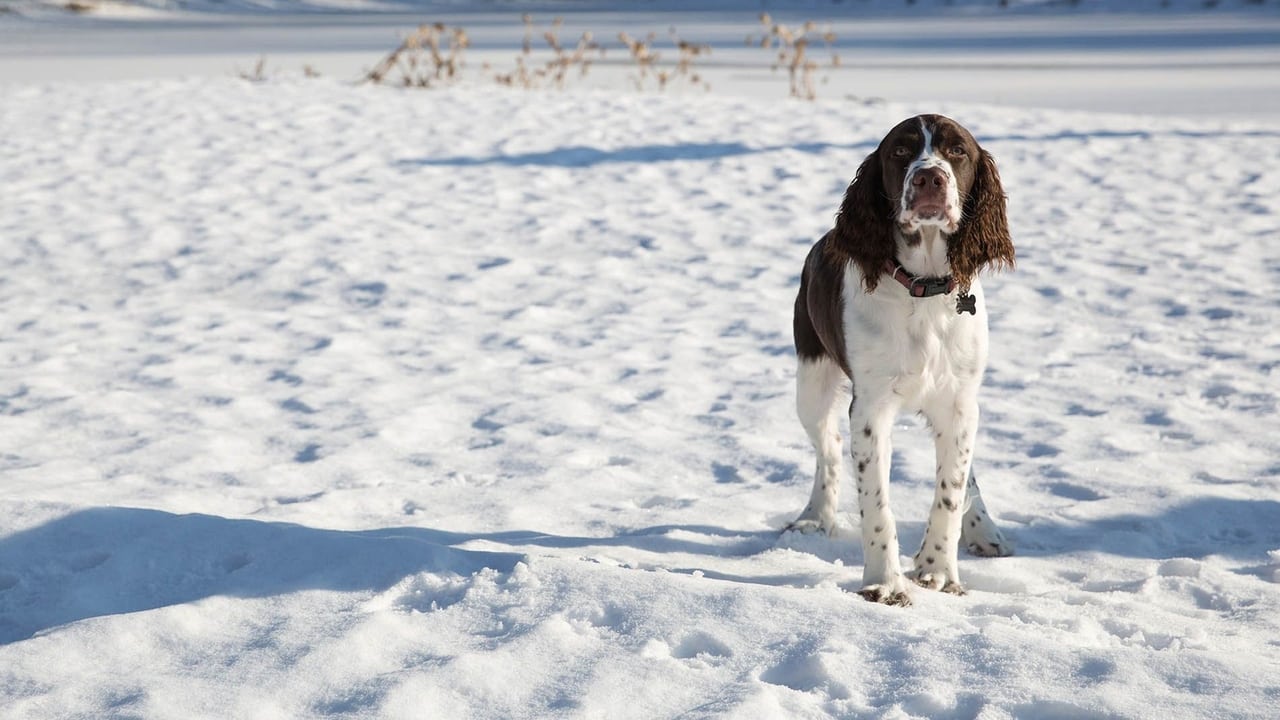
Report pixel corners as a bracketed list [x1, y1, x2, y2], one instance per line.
[946, 146, 967, 158]
[892, 146, 911, 158]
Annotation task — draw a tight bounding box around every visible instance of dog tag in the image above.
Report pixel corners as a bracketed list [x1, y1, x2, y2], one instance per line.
[956, 293, 977, 315]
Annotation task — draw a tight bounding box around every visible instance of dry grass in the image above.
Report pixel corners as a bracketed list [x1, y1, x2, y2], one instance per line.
[359, 15, 847, 98]
[749, 13, 839, 100]
[492, 15, 605, 90]
[618, 28, 710, 92]
[235, 57, 322, 83]
[362, 16, 707, 94]
[670, 29, 712, 93]
[364, 23, 471, 88]
[617, 31, 658, 90]
[238, 56, 269, 83]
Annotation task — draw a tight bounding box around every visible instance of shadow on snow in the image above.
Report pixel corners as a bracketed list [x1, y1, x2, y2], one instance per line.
[399, 127, 1280, 170]
[1009, 497, 1280, 564]
[397, 139, 874, 168]
[0, 507, 771, 644]
[2, 497, 1275, 643]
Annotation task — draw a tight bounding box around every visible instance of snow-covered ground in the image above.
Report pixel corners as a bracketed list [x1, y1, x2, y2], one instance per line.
[2, 2, 1280, 718]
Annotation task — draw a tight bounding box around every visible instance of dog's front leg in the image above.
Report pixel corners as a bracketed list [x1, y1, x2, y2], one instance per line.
[850, 398, 911, 606]
[911, 394, 979, 594]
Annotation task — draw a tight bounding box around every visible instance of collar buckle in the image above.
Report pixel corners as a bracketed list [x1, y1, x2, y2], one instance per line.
[908, 275, 954, 298]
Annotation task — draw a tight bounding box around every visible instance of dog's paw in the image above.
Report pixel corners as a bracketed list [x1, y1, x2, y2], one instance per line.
[857, 584, 913, 607]
[963, 525, 1014, 557]
[907, 568, 941, 589]
[782, 511, 835, 536]
[966, 539, 1012, 558]
[906, 569, 967, 595]
[857, 576, 913, 606]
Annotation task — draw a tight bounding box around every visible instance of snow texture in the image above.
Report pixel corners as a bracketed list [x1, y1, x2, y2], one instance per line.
[2, 3, 1280, 719]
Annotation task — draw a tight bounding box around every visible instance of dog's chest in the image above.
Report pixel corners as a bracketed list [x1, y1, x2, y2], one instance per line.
[841, 271, 987, 405]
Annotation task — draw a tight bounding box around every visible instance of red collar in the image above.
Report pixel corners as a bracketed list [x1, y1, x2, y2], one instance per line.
[882, 260, 978, 315]
[884, 259, 956, 298]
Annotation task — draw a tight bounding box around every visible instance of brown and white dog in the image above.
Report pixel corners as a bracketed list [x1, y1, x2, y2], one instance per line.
[788, 115, 1015, 606]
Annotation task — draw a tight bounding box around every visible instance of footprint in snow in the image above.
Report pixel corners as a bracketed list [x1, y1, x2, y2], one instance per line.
[343, 281, 387, 308]
[293, 443, 323, 464]
[280, 398, 316, 415]
[1027, 442, 1061, 458]
[759, 652, 850, 698]
[711, 461, 743, 484]
[268, 369, 303, 386]
[672, 631, 733, 665]
[476, 257, 511, 271]
[1047, 482, 1105, 502]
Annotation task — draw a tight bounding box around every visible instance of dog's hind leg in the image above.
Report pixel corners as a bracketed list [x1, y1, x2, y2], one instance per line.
[785, 357, 846, 535]
[961, 470, 1014, 557]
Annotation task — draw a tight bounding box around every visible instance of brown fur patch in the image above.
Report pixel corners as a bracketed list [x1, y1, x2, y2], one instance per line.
[793, 232, 852, 376]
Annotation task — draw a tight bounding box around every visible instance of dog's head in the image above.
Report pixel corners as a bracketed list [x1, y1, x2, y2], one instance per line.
[836, 114, 1014, 291]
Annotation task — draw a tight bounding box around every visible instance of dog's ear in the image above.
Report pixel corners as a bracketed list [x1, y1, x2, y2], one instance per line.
[834, 150, 896, 292]
[949, 148, 1014, 290]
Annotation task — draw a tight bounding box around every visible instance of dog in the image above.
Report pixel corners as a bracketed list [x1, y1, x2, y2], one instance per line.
[787, 114, 1015, 606]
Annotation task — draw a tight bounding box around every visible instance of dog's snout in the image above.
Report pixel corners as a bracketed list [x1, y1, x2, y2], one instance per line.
[905, 167, 949, 219]
[910, 167, 946, 190]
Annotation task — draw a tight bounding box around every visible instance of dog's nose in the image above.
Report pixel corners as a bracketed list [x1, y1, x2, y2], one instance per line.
[911, 167, 946, 190]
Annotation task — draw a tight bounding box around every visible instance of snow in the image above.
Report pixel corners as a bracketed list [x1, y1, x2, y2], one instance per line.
[2, 1, 1280, 718]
